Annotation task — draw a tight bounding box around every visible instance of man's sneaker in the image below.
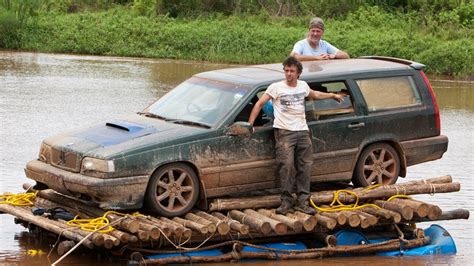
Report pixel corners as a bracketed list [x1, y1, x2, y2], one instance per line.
[294, 204, 316, 215]
[276, 202, 294, 215]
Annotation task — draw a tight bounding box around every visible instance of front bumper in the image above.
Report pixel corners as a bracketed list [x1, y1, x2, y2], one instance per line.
[25, 160, 149, 210]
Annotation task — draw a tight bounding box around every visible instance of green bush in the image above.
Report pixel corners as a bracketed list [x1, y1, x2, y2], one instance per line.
[7, 4, 474, 78]
[0, 7, 19, 47]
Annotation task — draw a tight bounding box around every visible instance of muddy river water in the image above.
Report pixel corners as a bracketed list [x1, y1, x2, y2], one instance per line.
[0, 51, 472, 265]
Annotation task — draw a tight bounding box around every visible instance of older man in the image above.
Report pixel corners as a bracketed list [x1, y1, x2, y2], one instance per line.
[291, 17, 349, 61]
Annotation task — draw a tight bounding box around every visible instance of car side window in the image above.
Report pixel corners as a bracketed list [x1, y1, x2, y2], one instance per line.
[356, 76, 422, 112]
[234, 90, 271, 127]
[305, 81, 355, 121]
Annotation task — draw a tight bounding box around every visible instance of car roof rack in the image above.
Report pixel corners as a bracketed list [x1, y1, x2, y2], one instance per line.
[359, 56, 425, 70]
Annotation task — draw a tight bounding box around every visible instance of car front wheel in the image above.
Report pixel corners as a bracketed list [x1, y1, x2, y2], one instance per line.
[145, 163, 199, 217]
[353, 143, 400, 187]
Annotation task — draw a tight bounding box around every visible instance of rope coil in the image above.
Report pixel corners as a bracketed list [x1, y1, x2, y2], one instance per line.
[0, 192, 37, 206]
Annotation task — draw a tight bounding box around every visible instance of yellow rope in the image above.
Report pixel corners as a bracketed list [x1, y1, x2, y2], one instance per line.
[387, 194, 412, 201]
[310, 186, 387, 212]
[0, 192, 37, 206]
[66, 210, 141, 233]
[310, 185, 412, 212]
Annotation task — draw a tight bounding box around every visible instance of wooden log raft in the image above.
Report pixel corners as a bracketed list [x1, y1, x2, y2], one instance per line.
[0, 203, 94, 249]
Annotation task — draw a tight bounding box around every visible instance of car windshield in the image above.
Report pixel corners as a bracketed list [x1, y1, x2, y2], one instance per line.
[144, 77, 251, 127]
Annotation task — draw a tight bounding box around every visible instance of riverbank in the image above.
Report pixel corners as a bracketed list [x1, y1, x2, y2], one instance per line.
[2, 5, 473, 77]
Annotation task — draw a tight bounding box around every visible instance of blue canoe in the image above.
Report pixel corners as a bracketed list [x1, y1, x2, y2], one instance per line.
[146, 224, 456, 260]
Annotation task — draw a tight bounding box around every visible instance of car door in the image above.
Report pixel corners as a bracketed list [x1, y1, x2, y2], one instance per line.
[306, 80, 367, 183]
[216, 89, 277, 196]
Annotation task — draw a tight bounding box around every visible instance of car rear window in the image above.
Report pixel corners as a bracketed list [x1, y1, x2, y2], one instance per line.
[356, 76, 421, 111]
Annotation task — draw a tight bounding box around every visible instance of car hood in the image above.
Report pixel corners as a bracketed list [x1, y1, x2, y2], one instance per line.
[43, 114, 208, 158]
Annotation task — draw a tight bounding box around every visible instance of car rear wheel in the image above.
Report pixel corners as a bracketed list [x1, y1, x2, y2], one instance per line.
[145, 163, 199, 217]
[353, 143, 400, 187]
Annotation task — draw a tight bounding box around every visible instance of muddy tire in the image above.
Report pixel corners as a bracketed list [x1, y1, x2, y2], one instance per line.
[145, 163, 199, 217]
[353, 143, 400, 187]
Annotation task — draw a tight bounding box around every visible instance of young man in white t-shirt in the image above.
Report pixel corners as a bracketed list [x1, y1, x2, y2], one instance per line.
[248, 56, 343, 214]
[290, 17, 349, 61]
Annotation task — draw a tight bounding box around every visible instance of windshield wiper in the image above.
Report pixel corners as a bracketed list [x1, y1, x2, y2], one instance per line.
[138, 112, 168, 120]
[167, 119, 211, 129]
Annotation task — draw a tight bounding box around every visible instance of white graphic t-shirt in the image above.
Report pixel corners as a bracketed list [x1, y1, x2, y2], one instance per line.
[265, 80, 310, 131]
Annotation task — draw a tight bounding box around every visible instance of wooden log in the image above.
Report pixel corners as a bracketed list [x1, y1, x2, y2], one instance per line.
[57, 240, 75, 256]
[136, 220, 161, 240]
[141, 237, 428, 264]
[403, 198, 443, 220]
[207, 179, 458, 211]
[339, 211, 360, 227]
[194, 211, 230, 235]
[288, 211, 317, 231]
[410, 208, 469, 222]
[107, 229, 132, 244]
[140, 216, 173, 237]
[257, 209, 303, 232]
[354, 175, 452, 192]
[159, 217, 192, 239]
[348, 211, 370, 229]
[427, 204, 443, 220]
[314, 214, 336, 230]
[318, 206, 347, 225]
[0, 204, 94, 249]
[388, 198, 429, 218]
[354, 210, 377, 226]
[211, 212, 249, 235]
[102, 234, 119, 249]
[209, 195, 280, 211]
[172, 217, 208, 235]
[136, 229, 150, 241]
[185, 213, 217, 234]
[373, 200, 413, 220]
[243, 209, 287, 235]
[228, 210, 272, 234]
[54, 219, 105, 247]
[360, 206, 401, 223]
[313, 232, 337, 246]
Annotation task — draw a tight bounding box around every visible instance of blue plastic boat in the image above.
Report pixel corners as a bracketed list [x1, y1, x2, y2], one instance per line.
[145, 224, 456, 260]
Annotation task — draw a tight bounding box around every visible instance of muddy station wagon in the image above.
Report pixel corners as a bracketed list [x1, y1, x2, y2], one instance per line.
[25, 56, 448, 217]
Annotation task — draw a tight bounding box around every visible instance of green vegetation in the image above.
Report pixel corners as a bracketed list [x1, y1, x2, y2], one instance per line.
[1, 0, 472, 77]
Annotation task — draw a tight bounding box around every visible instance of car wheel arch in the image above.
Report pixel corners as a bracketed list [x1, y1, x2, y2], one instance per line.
[144, 160, 204, 216]
[352, 140, 407, 185]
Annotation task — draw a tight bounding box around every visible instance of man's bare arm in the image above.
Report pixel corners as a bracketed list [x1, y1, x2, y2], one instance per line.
[308, 90, 344, 102]
[249, 94, 272, 126]
[335, 50, 350, 59]
[290, 51, 331, 61]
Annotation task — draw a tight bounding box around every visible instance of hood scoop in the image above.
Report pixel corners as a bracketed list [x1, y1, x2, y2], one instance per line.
[74, 120, 158, 147]
[106, 121, 144, 133]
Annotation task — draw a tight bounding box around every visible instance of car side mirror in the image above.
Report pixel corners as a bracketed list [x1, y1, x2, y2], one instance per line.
[227, 121, 253, 137]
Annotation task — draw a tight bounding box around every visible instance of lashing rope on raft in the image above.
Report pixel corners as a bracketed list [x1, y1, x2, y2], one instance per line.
[310, 184, 411, 212]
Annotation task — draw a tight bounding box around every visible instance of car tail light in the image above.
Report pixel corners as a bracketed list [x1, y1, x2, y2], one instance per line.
[420, 71, 440, 134]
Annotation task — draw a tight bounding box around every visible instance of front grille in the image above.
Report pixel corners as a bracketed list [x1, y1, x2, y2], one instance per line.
[50, 148, 81, 172]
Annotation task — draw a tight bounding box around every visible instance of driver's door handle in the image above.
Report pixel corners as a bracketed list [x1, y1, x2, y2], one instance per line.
[348, 122, 365, 129]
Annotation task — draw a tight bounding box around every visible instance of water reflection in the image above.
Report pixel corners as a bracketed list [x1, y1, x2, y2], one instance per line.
[0, 51, 473, 265]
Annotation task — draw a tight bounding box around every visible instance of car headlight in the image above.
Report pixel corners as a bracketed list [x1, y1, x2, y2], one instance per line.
[81, 157, 115, 173]
[39, 143, 52, 163]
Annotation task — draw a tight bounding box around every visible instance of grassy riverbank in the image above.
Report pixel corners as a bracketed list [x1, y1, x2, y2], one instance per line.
[1, 4, 473, 77]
